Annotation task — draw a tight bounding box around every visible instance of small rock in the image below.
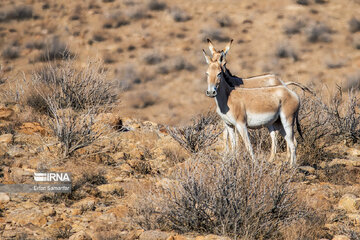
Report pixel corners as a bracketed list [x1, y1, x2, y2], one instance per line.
[0, 107, 14, 119]
[0, 193, 10, 203]
[43, 207, 56, 217]
[139, 230, 172, 240]
[69, 230, 92, 240]
[348, 148, 360, 157]
[97, 183, 118, 193]
[0, 134, 13, 144]
[338, 194, 360, 213]
[126, 229, 144, 240]
[298, 166, 315, 174]
[195, 235, 231, 240]
[332, 235, 350, 240]
[346, 213, 360, 225]
[18, 122, 47, 135]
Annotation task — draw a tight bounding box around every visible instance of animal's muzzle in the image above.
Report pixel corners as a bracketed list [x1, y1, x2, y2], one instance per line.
[206, 90, 217, 98]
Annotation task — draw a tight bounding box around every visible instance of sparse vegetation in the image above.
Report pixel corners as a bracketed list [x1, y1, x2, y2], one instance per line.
[170, 8, 191, 22]
[306, 22, 333, 43]
[148, 0, 167, 11]
[349, 17, 360, 33]
[38, 36, 73, 62]
[344, 72, 360, 91]
[134, 153, 319, 239]
[166, 112, 222, 153]
[296, 0, 310, 5]
[216, 15, 232, 28]
[275, 43, 298, 61]
[143, 52, 164, 65]
[28, 59, 117, 157]
[201, 28, 231, 42]
[2, 46, 20, 59]
[0, 5, 33, 22]
[283, 19, 305, 35]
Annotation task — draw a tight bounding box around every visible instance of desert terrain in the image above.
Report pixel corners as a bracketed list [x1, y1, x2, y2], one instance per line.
[0, 0, 360, 239]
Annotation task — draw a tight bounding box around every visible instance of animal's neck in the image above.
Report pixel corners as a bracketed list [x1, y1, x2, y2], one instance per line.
[215, 76, 232, 114]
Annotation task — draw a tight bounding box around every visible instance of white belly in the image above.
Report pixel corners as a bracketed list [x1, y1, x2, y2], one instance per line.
[246, 112, 279, 129]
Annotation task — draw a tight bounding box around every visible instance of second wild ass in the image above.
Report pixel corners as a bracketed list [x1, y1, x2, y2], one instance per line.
[203, 51, 303, 167]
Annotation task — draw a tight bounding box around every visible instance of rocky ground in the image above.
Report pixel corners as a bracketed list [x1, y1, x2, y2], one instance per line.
[1, 104, 360, 239]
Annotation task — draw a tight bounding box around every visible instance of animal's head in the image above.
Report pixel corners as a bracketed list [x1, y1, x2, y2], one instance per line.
[203, 50, 226, 98]
[207, 38, 233, 63]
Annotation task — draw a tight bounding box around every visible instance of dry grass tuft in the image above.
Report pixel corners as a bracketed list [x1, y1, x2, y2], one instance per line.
[133, 152, 320, 239]
[2, 46, 20, 59]
[166, 112, 222, 153]
[0, 5, 33, 22]
[306, 22, 333, 43]
[38, 36, 73, 62]
[170, 8, 191, 22]
[349, 17, 360, 33]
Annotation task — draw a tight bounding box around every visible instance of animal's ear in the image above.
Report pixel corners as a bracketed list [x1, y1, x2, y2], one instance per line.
[207, 39, 216, 55]
[218, 51, 226, 65]
[223, 39, 233, 56]
[202, 49, 211, 64]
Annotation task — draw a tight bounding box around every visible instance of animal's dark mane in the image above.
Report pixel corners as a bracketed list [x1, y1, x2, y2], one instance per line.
[221, 64, 244, 88]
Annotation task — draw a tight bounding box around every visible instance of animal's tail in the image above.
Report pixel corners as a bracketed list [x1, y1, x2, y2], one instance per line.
[286, 82, 315, 95]
[295, 111, 304, 140]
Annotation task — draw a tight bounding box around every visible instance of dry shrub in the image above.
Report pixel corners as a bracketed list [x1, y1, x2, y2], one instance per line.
[275, 43, 298, 61]
[344, 72, 360, 91]
[349, 17, 360, 33]
[157, 56, 196, 74]
[2, 46, 20, 59]
[114, 64, 142, 90]
[353, 36, 360, 49]
[283, 18, 306, 35]
[298, 88, 360, 165]
[131, 92, 159, 109]
[216, 15, 232, 28]
[133, 153, 319, 239]
[103, 10, 129, 29]
[25, 40, 45, 50]
[38, 36, 73, 62]
[170, 8, 191, 22]
[143, 52, 164, 65]
[0, 5, 33, 22]
[28, 59, 117, 157]
[306, 22, 333, 43]
[298, 94, 333, 166]
[324, 88, 360, 143]
[166, 112, 222, 153]
[200, 28, 231, 42]
[31, 60, 117, 112]
[148, 0, 167, 11]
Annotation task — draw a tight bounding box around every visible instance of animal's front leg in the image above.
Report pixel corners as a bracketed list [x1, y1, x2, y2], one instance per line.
[235, 122, 255, 160]
[224, 123, 236, 153]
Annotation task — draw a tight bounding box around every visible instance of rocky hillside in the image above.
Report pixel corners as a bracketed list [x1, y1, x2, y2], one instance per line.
[0, 0, 360, 239]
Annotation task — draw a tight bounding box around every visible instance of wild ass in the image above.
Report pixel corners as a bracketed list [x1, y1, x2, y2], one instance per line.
[203, 51, 302, 166]
[207, 38, 311, 91]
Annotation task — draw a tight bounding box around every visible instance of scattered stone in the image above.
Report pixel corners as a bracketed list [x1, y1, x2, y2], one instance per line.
[126, 229, 144, 240]
[139, 230, 172, 240]
[0, 193, 10, 203]
[332, 235, 350, 240]
[298, 166, 315, 174]
[195, 235, 231, 240]
[338, 194, 360, 213]
[7, 208, 47, 226]
[346, 213, 360, 225]
[69, 230, 92, 240]
[97, 183, 118, 193]
[18, 122, 47, 135]
[0, 107, 14, 119]
[0, 133, 13, 144]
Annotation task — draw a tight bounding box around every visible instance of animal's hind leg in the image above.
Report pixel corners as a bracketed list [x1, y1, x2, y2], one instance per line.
[267, 125, 277, 162]
[224, 123, 236, 153]
[279, 114, 297, 167]
[235, 122, 254, 160]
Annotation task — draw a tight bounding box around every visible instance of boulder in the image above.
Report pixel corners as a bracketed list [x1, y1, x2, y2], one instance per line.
[18, 122, 47, 135]
[346, 213, 360, 225]
[69, 231, 92, 240]
[6, 208, 47, 226]
[0, 107, 14, 119]
[0, 193, 10, 203]
[139, 230, 172, 240]
[332, 235, 350, 240]
[0, 134, 13, 144]
[338, 194, 360, 213]
[195, 235, 231, 240]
